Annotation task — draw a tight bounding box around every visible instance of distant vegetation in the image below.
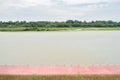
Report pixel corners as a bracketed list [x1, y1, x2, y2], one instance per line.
[0, 20, 120, 28]
[0, 20, 120, 31]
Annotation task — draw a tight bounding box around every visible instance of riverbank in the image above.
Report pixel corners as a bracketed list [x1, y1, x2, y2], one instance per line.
[0, 27, 120, 31]
[0, 65, 120, 80]
[0, 65, 120, 75]
[0, 75, 120, 80]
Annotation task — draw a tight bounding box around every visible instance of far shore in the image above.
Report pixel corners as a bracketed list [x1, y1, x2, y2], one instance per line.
[0, 27, 120, 31]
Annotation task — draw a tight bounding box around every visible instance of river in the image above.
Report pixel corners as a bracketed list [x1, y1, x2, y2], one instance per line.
[0, 31, 120, 65]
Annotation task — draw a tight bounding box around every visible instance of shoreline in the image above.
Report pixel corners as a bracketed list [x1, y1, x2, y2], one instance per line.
[0, 27, 120, 31]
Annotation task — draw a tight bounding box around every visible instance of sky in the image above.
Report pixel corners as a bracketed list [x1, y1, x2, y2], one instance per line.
[0, 0, 120, 21]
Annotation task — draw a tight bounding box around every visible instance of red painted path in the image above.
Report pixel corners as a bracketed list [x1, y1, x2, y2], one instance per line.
[0, 65, 120, 75]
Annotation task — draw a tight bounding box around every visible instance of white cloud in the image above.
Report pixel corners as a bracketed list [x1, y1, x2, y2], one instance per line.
[0, 0, 52, 8]
[62, 0, 109, 5]
[87, 3, 109, 8]
[0, 0, 119, 8]
[62, 0, 120, 5]
[0, 0, 120, 21]
[14, 0, 52, 8]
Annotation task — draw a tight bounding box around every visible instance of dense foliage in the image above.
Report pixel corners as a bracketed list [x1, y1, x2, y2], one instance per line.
[0, 20, 120, 28]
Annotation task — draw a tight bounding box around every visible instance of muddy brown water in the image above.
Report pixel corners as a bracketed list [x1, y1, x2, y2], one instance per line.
[0, 31, 120, 65]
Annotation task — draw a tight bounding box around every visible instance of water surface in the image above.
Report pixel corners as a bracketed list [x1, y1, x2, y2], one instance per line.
[0, 31, 120, 65]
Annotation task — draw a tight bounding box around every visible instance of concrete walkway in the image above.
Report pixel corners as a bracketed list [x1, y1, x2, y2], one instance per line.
[0, 65, 120, 75]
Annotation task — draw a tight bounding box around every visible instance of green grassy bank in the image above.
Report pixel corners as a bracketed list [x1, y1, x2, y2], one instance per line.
[0, 75, 120, 80]
[0, 27, 120, 31]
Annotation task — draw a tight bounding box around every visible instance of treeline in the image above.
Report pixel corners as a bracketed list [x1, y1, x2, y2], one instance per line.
[0, 20, 120, 28]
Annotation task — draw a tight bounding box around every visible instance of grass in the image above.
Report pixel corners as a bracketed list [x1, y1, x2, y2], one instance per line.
[0, 75, 120, 80]
[0, 27, 120, 31]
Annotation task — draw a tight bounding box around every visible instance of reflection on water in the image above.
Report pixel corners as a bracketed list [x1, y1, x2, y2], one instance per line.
[0, 31, 120, 65]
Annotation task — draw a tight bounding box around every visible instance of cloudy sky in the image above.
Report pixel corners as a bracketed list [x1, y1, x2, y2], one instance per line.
[0, 0, 120, 21]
